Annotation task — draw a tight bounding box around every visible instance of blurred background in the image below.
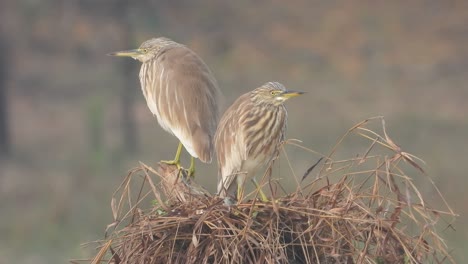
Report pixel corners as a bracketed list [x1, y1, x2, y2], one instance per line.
[0, 0, 467, 263]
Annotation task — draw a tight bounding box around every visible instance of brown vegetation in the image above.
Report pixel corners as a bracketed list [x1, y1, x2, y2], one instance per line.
[76, 118, 456, 264]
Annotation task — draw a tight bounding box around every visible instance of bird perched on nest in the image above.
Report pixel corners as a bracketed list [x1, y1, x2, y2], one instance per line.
[215, 82, 304, 202]
[109, 37, 222, 176]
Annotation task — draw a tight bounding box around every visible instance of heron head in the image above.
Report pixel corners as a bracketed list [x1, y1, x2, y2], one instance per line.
[253, 82, 304, 106]
[108, 37, 178, 63]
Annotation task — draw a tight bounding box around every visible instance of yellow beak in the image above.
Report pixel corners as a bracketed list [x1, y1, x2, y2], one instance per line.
[281, 90, 305, 99]
[107, 49, 143, 57]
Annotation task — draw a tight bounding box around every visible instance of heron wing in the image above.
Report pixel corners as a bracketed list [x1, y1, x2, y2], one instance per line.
[215, 93, 251, 196]
[153, 46, 221, 162]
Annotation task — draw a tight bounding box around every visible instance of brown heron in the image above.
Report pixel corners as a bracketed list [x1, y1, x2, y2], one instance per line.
[215, 82, 304, 202]
[109, 37, 222, 176]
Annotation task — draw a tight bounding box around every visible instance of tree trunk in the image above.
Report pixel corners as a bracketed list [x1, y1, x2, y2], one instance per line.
[116, 1, 138, 153]
[0, 32, 10, 158]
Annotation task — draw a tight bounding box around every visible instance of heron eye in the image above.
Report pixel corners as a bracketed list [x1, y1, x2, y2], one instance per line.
[142, 49, 148, 53]
[271, 91, 278, 96]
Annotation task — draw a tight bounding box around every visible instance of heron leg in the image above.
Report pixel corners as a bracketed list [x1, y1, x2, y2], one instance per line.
[187, 156, 195, 178]
[237, 184, 244, 203]
[161, 142, 183, 168]
[251, 178, 268, 202]
[236, 174, 247, 203]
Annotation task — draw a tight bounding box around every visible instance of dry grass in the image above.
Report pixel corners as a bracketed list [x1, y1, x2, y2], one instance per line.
[74, 117, 456, 264]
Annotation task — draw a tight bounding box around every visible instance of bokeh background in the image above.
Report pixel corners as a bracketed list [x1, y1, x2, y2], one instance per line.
[0, 1, 467, 263]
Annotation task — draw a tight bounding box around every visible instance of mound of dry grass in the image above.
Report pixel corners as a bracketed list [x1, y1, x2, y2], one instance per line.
[75, 117, 456, 264]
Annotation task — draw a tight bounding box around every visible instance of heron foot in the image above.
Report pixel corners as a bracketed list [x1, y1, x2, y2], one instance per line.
[187, 156, 196, 178]
[161, 159, 181, 168]
[161, 142, 183, 168]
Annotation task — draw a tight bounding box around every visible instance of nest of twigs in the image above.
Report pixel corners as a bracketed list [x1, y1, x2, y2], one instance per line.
[78, 117, 456, 264]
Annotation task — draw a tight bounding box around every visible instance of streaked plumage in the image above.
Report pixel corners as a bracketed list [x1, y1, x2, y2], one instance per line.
[215, 82, 304, 200]
[109, 37, 221, 172]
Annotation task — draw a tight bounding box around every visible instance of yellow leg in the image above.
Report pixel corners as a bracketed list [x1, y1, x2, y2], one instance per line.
[187, 156, 195, 178]
[251, 178, 268, 202]
[161, 142, 183, 168]
[237, 184, 244, 203]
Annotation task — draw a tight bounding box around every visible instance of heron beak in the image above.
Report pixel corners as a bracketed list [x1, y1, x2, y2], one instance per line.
[107, 49, 143, 57]
[281, 90, 305, 99]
